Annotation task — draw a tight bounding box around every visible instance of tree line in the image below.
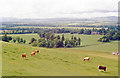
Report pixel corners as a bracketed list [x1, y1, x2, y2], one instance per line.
[1, 27, 116, 35]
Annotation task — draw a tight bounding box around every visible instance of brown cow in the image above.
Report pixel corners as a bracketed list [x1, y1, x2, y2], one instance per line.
[21, 53, 26, 59]
[35, 50, 39, 53]
[98, 66, 106, 72]
[31, 52, 36, 56]
[83, 57, 90, 61]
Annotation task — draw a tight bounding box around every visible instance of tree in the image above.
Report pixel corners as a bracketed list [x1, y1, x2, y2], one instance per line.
[45, 33, 50, 41]
[71, 35, 73, 40]
[65, 40, 68, 46]
[55, 40, 64, 48]
[112, 33, 119, 40]
[84, 29, 91, 35]
[23, 40, 26, 44]
[16, 37, 20, 43]
[29, 38, 36, 44]
[32, 41, 38, 46]
[20, 38, 23, 43]
[70, 40, 75, 47]
[50, 34, 54, 40]
[49, 42, 54, 48]
[99, 36, 110, 42]
[74, 37, 77, 41]
[2, 33, 12, 42]
[78, 29, 84, 34]
[62, 34, 65, 41]
[57, 35, 60, 40]
[46, 41, 50, 48]
[78, 38, 81, 45]
[13, 39, 16, 43]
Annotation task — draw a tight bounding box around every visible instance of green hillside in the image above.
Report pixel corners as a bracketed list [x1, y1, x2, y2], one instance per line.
[2, 41, 118, 76]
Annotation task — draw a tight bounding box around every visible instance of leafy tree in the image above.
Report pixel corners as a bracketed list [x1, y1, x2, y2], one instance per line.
[23, 40, 26, 44]
[84, 29, 91, 35]
[13, 39, 16, 43]
[55, 40, 64, 48]
[78, 29, 84, 34]
[46, 41, 50, 48]
[65, 40, 68, 46]
[20, 38, 23, 42]
[16, 37, 20, 43]
[78, 38, 81, 45]
[62, 34, 65, 41]
[50, 34, 54, 40]
[112, 33, 119, 40]
[71, 35, 73, 40]
[74, 37, 77, 41]
[2, 33, 12, 42]
[66, 43, 73, 48]
[45, 33, 50, 41]
[32, 41, 38, 46]
[29, 38, 36, 44]
[57, 35, 60, 40]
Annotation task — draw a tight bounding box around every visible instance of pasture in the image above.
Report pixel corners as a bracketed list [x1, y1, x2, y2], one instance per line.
[1, 33, 119, 76]
[2, 41, 118, 76]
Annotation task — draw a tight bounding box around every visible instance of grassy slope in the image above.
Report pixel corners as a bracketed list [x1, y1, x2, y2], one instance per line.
[2, 42, 118, 76]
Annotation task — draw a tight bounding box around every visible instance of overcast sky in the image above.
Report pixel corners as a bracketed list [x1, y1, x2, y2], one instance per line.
[0, 0, 119, 19]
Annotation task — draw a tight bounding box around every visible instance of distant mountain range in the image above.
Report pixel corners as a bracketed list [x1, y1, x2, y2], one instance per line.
[1, 16, 118, 26]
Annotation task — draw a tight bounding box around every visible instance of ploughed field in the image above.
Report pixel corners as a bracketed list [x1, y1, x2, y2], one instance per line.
[2, 34, 118, 76]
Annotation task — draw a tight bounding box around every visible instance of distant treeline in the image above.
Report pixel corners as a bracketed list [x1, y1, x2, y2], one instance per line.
[2, 23, 117, 28]
[1, 26, 119, 35]
[2, 24, 61, 28]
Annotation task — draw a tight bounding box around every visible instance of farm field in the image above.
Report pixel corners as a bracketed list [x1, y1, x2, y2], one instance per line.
[2, 41, 118, 76]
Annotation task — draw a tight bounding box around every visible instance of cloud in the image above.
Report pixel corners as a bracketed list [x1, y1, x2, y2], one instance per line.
[66, 10, 118, 14]
[0, 0, 119, 18]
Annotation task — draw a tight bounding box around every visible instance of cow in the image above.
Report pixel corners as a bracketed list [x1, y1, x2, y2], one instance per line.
[98, 66, 106, 72]
[83, 57, 90, 61]
[112, 52, 115, 55]
[112, 52, 120, 55]
[31, 52, 36, 56]
[116, 51, 120, 55]
[21, 53, 26, 59]
[35, 50, 39, 53]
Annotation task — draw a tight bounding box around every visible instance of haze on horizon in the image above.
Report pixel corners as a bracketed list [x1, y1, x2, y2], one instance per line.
[0, 0, 119, 19]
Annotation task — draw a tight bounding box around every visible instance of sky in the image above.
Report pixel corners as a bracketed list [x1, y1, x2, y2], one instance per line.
[0, 0, 119, 19]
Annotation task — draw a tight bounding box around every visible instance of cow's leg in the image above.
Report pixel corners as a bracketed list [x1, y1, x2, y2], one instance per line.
[104, 69, 106, 72]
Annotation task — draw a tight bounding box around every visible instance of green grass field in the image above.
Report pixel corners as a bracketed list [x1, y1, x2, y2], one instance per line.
[2, 41, 118, 76]
[1, 33, 119, 76]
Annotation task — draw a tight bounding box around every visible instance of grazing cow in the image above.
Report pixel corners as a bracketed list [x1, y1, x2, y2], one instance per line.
[116, 51, 120, 55]
[98, 66, 106, 72]
[112, 51, 120, 55]
[31, 52, 36, 56]
[35, 50, 39, 53]
[112, 52, 115, 55]
[83, 57, 90, 61]
[21, 53, 26, 59]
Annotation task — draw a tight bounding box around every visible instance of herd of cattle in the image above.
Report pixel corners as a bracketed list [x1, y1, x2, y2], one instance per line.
[21, 50, 112, 72]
